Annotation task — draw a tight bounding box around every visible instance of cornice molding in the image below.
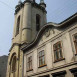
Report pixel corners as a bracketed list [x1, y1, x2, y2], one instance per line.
[15, 1, 47, 15]
[9, 43, 21, 52]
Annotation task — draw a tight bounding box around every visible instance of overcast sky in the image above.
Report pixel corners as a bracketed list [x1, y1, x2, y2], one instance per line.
[0, 0, 77, 56]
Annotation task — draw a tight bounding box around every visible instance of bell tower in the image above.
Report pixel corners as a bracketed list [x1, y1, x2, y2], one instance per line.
[6, 0, 47, 77]
[12, 0, 47, 44]
[21, 0, 47, 44]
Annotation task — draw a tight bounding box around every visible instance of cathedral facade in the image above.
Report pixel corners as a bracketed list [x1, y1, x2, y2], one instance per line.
[6, 0, 77, 77]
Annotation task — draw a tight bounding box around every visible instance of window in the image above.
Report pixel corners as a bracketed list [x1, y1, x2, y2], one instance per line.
[36, 14, 40, 31]
[52, 71, 66, 77]
[53, 41, 63, 61]
[16, 16, 20, 36]
[11, 56, 16, 72]
[74, 74, 77, 77]
[27, 56, 32, 71]
[70, 68, 77, 77]
[73, 33, 77, 54]
[39, 50, 45, 67]
[54, 75, 65, 77]
[39, 75, 49, 77]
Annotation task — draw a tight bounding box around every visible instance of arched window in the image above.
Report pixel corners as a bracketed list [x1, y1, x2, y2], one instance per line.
[36, 14, 40, 31]
[11, 56, 16, 72]
[16, 16, 20, 36]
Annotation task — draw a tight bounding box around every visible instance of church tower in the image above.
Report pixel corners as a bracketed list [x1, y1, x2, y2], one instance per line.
[6, 0, 47, 77]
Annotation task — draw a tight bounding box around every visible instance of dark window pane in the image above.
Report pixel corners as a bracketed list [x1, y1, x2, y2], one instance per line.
[39, 75, 49, 77]
[74, 74, 77, 77]
[12, 56, 16, 72]
[55, 51, 59, 60]
[39, 50, 45, 66]
[16, 16, 20, 35]
[74, 34, 77, 39]
[54, 75, 65, 77]
[28, 56, 32, 70]
[53, 42, 63, 61]
[74, 34, 77, 54]
[36, 14, 40, 31]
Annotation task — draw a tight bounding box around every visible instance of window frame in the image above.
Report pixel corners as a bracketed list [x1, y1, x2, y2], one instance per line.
[11, 55, 17, 72]
[38, 50, 46, 67]
[70, 68, 77, 77]
[53, 41, 64, 62]
[16, 16, 20, 36]
[27, 56, 33, 71]
[52, 71, 66, 77]
[73, 33, 77, 54]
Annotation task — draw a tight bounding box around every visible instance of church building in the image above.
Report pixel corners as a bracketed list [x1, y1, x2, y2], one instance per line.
[6, 0, 77, 77]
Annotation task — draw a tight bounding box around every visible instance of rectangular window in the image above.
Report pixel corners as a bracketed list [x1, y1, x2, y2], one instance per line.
[27, 56, 32, 71]
[54, 75, 65, 77]
[52, 71, 66, 77]
[16, 16, 20, 36]
[53, 41, 63, 61]
[39, 50, 45, 67]
[39, 75, 49, 77]
[74, 74, 77, 77]
[36, 14, 40, 31]
[74, 33, 77, 54]
[70, 68, 77, 77]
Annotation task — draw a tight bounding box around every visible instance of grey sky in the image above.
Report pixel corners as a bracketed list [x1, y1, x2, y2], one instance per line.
[0, 0, 77, 56]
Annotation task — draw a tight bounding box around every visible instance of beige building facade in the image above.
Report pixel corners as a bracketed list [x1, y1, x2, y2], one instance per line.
[22, 13, 77, 77]
[6, 0, 77, 77]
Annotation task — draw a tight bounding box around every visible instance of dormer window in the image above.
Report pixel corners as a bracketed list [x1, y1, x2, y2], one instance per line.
[36, 14, 40, 31]
[16, 16, 20, 36]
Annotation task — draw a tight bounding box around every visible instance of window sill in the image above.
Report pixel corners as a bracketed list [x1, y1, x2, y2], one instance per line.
[26, 69, 33, 72]
[54, 58, 65, 63]
[38, 64, 47, 68]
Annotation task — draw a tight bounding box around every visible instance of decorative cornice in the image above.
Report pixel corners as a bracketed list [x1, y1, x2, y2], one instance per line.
[31, 2, 47, 13]
[39, 3, 46, 7]
[15, 1, 47, 15]
[21, 13, 77, 51]
[15, 3, 24, 15]
[27, 61, 77, 77]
